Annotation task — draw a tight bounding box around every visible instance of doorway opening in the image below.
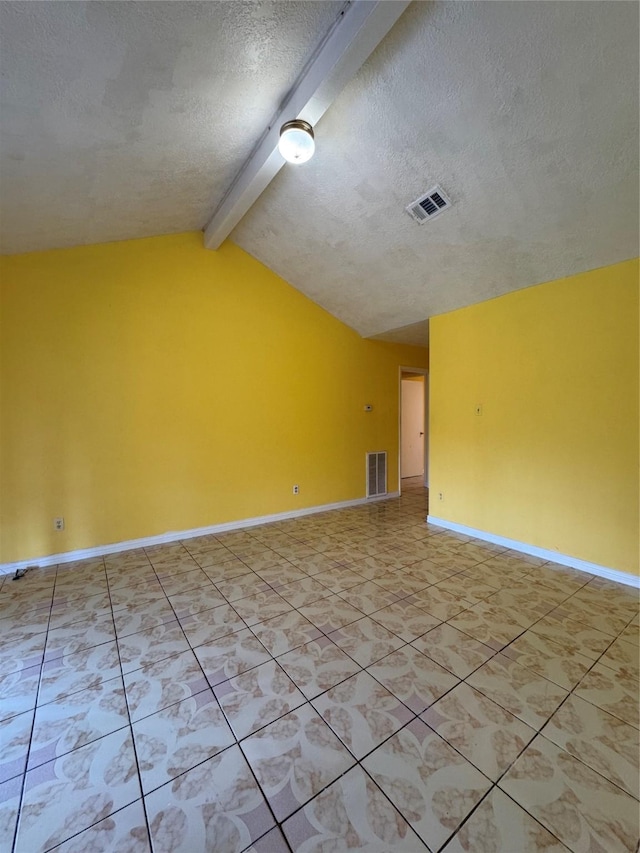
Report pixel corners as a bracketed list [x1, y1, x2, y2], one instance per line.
[399, 367, 428, 495]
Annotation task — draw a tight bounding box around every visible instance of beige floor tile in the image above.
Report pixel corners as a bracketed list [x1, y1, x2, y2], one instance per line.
[278, 636, 360, 700]
[0, 776, 23, 852]
[215, 572, 270, 602]
[369, 599, 440, 642]
[542, 694, 639, 797]
[0, 708, 33, 783]
[145, 744, 274, 853]
[249, 609, 322, 657]
[0, 661, 42, 721]
[529, 614, 612, 661]
[38, 641, 121, 706]
[28, 676, 128, 770]
[362, 717, 491, 851]
[298, 593, 363, 633]
[312, 670, 414, 759]
[599, 636, 639, 678]
[178, 602, 247, 648]
[117, 620, 191, 674]
[337, 580, 401, 615]
[421, 682, 535, 780]
[281, 765, 429, 851]
[502, 631, 593, 690]
[123, 649, 209, 722]
[241, 703, 355, 822]
[441, 787, 569, 852]
[214, 659, 306, 740]
[412, 623, 495, 678]
[52, 799, 151, 852]
[231, 589, 293, 626]
[467, 653, 568, 729]
[367, 645, 459, 713]
[328, 617, 405, 667]
[133, 690, 234, 793]
[499, 735, 640, 852]
[574, 661, 639, 729]
[409, 585, 474, 621]
[166, 583, 227, 619]
[15, 728, 140, 853]
[194, 628, 271, 687]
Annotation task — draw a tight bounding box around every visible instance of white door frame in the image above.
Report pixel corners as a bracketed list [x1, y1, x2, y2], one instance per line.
[398, 366, 429, 494]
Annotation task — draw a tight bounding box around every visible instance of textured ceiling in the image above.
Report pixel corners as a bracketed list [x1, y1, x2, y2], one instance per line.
[233, 0, 639, 342]
[0, 0, 344, 253]
[1, 2, 638, 345]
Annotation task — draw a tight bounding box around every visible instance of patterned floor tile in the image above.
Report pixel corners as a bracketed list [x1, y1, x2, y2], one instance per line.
[117, 620, 191, 674]
[329, 617, 405, 667]
[112, 595, 176, 638]
[214, 659, 306, 740]
[123, 649, 210, 723]
[467, 652, 568, 729]
[529, 614, 612, 661]
[275, 577, 333, 609]
[447, 602, 530, 648]
[15, 728, 140, 853]
[0, 708, 33, 783]
[133, 690, 234, 793]
[369, 599, 440, 642]
[178, 602, 246, 648]
[166, 583, 227, 619]
[145, 743, 274, 852]
[362, 717, 492, 851]
[231, 589, 293, 626]
[193, 628, 271, 687]
[411, 623, 495, 678]
[499, 735, 640, 853]
[249, 609, 322, 657]
[215, 573, 270, 603]
[0, 775, 22, 851]
[44, 613, 116, 663]
[310, 565, 367, 593]
[277, 636, 361, 700]
[28, 676, 128, 770]
[441, 787, 570, 852]
[337, 580, 401, 615]
[281, 765, 429, 851]
[421, 682, 535, 780]
[502, 631, 593, 690]
[244, 825, 290, 853]
[574, 661, 639, 728]
[38, 641, 121, 706]
[0, 661, 42, 721]
[409, 585, 475, 622]
[541, 694, 639, 798]
[367, 645, 459, 713]
[241, 703, 355, 822]
[598, 636, 639, 678]
[298, 594, 364, 633]
[312, 670, 414, 759]
[53, 799, 151, 852]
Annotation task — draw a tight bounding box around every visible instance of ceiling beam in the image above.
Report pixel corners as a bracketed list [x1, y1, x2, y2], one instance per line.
[203, 0, 411, 250]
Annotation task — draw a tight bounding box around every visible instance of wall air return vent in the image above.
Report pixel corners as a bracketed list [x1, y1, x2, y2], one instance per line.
[405, 185, 451, 224]
[366, 452, 387, 498]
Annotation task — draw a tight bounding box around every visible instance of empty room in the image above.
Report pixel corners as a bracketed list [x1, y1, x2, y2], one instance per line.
[0, 1, 638, 852]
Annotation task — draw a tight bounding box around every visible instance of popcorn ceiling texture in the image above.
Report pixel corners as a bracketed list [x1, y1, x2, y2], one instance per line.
[1, 1, 638, 344]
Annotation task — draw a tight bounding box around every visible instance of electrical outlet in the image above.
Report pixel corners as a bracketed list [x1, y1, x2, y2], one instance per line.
[438, 492, 444, 501]
[53, 517, 65, 531]
[293, 485, 299, 495]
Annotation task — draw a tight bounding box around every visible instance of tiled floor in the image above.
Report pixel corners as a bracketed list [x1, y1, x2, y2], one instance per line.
[1, 478, 639, 852]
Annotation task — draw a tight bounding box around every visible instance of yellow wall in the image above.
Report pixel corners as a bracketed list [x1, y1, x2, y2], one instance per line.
[0, 233, 427, 563]
[429, 259, 639, 577]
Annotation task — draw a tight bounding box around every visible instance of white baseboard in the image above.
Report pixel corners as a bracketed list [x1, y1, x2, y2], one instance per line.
[427, 515, 639, 589]
[0, 492, 400, 576]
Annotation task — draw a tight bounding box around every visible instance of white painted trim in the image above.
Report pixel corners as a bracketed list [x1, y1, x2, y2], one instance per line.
[203, 0, 411, 249]
[427, 516, 640, 589]
[0, 492, 399, 576]
[399, 366, 429, 493]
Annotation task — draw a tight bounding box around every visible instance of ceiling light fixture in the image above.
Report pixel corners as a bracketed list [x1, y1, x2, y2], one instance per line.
[278, 119, 315, 164]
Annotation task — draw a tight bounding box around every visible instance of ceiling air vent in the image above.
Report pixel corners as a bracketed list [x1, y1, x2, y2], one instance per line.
[405, 185, 451, 224]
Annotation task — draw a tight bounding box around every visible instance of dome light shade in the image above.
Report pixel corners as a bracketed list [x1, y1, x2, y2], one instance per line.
[278, 119, 315, 164]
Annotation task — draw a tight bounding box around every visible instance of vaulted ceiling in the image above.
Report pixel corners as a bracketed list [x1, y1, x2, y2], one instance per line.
[1, 1, 638, 344]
